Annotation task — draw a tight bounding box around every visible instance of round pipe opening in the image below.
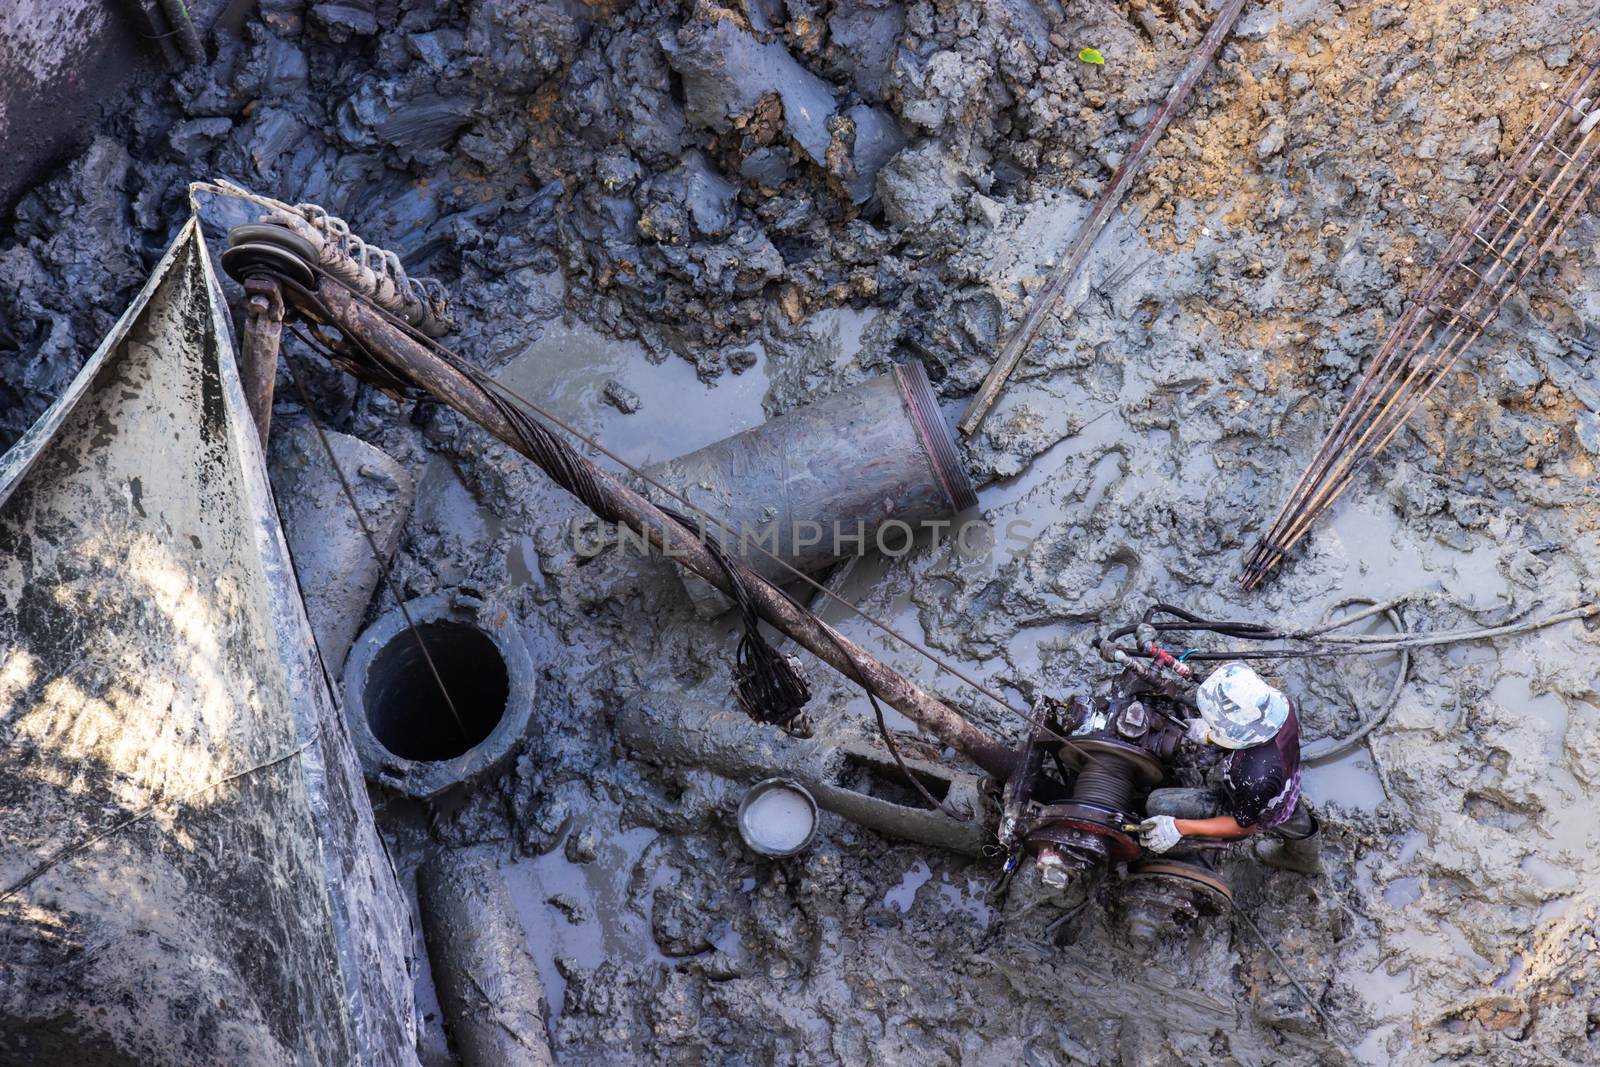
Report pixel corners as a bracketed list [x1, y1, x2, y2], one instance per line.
[363, 620, 508, 762]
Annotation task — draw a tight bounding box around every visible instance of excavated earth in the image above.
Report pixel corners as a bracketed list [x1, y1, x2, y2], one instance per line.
[5, 1, 1600, 1064]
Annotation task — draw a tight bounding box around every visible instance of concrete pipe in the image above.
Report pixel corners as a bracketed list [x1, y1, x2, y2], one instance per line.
[644, 361, 976, 614]
[619, 695, 992, 856]
[417, 850, 554, 1067]
[342, 590, 534, 799]
[268, 422, 415, 673]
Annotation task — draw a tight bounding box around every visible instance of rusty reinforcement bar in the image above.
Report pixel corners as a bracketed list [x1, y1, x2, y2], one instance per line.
[1241, 39, 1600, 589]
[295, 278, 1019, 780]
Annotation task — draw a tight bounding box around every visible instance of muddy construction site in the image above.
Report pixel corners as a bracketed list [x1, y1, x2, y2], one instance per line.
[5, 1, 1600, 1065]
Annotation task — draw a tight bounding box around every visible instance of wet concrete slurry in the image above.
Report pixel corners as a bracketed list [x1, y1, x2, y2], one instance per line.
[7, 1, 1600, 1063]
[390, 286, 1597, 1064]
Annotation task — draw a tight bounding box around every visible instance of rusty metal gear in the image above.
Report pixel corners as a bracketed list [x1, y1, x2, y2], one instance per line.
[1119, 858, 1233, 946]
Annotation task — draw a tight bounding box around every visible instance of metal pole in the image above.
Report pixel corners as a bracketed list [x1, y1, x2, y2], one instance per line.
[239, 276, 284, 448]
[958, 0, 1249, 437]
[297, 279, 1020, 779]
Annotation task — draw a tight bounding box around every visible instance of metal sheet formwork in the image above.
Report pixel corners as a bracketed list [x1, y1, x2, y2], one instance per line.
[0, 220, 418, 1066]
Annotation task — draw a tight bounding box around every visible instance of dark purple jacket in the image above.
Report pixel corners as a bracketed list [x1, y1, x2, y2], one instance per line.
[1219, 703, 1302, 830]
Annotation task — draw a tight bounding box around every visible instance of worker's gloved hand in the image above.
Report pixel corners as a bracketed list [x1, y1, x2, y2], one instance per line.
[1184, 716, 1212, 746]
[1138, 815, 1183, 854]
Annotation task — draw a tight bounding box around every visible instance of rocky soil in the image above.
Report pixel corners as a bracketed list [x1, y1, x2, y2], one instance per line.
[6, 1, 1600, 1064]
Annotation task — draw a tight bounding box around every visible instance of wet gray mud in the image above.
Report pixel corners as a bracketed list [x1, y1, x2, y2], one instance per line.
[6, 1, 1600, 1064]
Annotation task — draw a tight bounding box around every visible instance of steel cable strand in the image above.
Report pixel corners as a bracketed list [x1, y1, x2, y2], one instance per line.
[309, 273, 1110, 746]
[279, 334, 472, 742]
[471, 377, 967, 814]
[281, 276, 992, 808]
[447, 344, 1126, 790]
[657, 503, 815, 737]
[273, 262, 1188, 795]
[490, 403, 964, 816]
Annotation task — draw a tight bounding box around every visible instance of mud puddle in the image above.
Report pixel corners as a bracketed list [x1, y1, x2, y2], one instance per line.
[500, 824, 672, 1018]
[10, 0, 1600, 1062]
[881, 859, 993, 927]
[494, 315, 772, 470]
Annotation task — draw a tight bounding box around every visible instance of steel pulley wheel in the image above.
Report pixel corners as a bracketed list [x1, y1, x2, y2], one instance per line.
[1125, 858, 1233, 909]
[1118, 859, 1231, 946]
[221, 223, 318, 289]
[227, 223, 319, 263]
[1026, 812, 1142, 865]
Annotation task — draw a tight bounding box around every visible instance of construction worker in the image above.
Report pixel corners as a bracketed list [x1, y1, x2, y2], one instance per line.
[1137, 661, 1321, 873]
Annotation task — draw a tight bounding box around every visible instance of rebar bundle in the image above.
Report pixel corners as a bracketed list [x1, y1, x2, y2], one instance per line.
[1242, 46, 1600, 590]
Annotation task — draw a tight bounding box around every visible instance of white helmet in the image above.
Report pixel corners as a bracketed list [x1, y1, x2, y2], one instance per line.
[1196, 662, 1289, 749]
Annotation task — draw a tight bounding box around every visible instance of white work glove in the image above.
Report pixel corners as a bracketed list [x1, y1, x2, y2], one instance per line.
[1185, 717, 1212, 745]
[1139, 815, 1183, 854]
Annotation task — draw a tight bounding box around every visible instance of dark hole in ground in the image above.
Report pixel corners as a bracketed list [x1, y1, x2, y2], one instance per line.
[364, 620, 508, 762]
[836, 751, 952, 810]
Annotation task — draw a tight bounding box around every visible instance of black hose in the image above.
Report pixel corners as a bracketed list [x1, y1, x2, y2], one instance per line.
[1104, 603, 1340, 663]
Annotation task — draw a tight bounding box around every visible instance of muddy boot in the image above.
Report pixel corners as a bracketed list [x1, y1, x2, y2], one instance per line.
[1254, 818, 1322, 875]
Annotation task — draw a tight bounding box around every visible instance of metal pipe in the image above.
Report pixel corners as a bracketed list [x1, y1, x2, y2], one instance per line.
[646, 360, 975, 614]
[618, 695, 993, 856]
[296, 276, 1018, 778]
[239, 278, 284, 446]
